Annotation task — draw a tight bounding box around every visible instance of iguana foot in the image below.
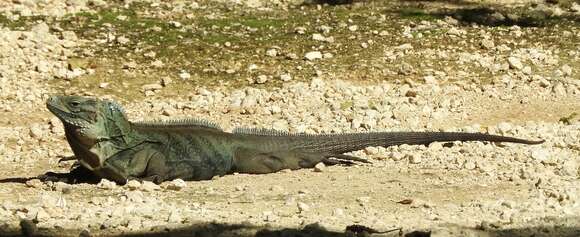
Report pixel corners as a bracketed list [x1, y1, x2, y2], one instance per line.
[39, 165, 101, 184]
[322, 158, 355, 166]
[329, 154, 371, 163]
[129, 175, 164, 184]
[69, 165, 102, 183]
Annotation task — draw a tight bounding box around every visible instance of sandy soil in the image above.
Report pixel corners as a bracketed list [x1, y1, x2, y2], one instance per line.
[0, 0, 579, 236]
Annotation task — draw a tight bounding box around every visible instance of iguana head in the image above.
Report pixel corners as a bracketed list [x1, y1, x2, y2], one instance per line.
[47, 96, 134, 178]
[46, 95, 130, 144]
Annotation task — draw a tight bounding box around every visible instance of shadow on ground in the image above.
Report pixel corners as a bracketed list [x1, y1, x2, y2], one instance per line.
[1, 217, 579, 237]
[0, 166, 101, 185]
[303, 0, 354, 5]
[394, 1, 579, 27]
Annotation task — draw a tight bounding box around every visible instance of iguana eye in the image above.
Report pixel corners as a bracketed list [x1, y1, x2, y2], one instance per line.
[70, 101, 80, 107]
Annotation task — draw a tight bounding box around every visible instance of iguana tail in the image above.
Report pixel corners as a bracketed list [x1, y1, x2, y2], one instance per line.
[231, 132, 543, 174]
[292, 132, 544, 155]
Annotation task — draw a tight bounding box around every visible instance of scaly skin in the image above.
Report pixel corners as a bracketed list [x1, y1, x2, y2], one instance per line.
[46, 96, 544, 184]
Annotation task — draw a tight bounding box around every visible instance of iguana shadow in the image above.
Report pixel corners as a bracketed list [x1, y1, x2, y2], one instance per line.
[0, 166, 101, 184]
[3, 218, 579, 237]
[0, 159, 362, 185]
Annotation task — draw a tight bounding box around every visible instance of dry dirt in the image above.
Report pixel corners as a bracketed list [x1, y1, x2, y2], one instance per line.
[0, 0, 579, 237]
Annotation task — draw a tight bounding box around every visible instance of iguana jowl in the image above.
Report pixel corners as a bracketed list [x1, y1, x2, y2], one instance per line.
[47, 95, 543, 184]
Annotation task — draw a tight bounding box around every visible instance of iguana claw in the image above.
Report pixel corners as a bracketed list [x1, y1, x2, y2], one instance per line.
[57, 155, 76, 163]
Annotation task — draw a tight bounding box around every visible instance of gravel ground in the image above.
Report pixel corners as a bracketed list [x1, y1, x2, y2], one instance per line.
[0, 0, 579, 236]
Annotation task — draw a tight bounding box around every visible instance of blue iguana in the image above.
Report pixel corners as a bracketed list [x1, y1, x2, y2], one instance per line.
[46, 95, 543, 184]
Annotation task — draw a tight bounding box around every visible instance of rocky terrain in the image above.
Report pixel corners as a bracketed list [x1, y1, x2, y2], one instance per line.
[0, 0, 578, 236]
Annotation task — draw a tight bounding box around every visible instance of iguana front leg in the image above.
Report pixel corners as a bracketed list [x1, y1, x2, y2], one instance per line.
[130, 148, 169, 184]
[92, 163, 129, 185]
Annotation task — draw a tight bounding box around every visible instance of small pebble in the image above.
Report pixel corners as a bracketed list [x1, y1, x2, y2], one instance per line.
[164, 179, 186, 191]
[408, 154, 422, 164]
[313, 162, 326, 172]
[25, 179, 43, 188]
[140, 181, 160, 192]
[265, 48, 278, 57]
[561, 64, 572, 76]
[312, 33, 326, 41]
[507, 57, 523, 70]
[304, 51, 323, 61]
[97, 179, 117, 190]
[126, 180, 141, 190]
[256, 75, 268, 84]
[285, 53, 299, 60]
[333, 208, 345, 216]
[279, 73, 292, 82]
[29, 124, 44, 139]
[179, 71, 191, 80]
[423, 75, 438, 84]
[297, 202, 310, 212]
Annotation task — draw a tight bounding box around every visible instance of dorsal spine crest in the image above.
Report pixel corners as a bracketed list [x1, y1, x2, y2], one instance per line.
[133, 118, 222, 130]
[233, 127, 317, 136]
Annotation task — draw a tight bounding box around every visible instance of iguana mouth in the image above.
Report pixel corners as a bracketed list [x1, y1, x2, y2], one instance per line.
[46, 96, 63, 112]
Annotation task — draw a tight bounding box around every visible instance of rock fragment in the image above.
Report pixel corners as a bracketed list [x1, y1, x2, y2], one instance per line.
[25, 179, 43, 188]
[561, 64, 572, 77]
[312, 33, 326, 41]
[164, 179, 186, 191]
[266, 48, 278, 57]
[480, 39, 495, 49]
[423, 75, 437, 84]
[507, 57, 523, 70]
[116, 36, 130, 45]
[122, 61, 137, 69]
[256, 75, 268, 84]
[333, 208, 345, 217]
[285, 53, 299, 60]
[279, 73, 292, 82]
[313, 162, 326, 172]
[297, 202, 310, 212]
[179, 71, 191, 80]
[295, 27, 306, 34]
[408, 154, 422, 164]
[29, 124, 44, 139]
[141, 181, 160, 192]
[126, 180, 141, 190]
[97, 179, 117, 190]
[304, 51, 323, 61]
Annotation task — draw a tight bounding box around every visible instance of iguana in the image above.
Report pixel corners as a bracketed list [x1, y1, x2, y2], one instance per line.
[46, 95, 544, 184]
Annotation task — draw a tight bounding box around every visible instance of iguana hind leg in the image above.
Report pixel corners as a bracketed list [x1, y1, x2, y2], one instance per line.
[233, 148, 372, 174]
[233, 148, 328, 174]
